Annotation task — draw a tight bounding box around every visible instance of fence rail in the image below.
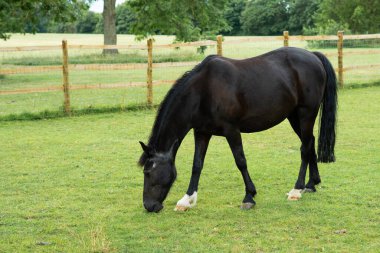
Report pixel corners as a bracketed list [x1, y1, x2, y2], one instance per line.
[1, 32, 379, 116]
[0, 40, 222, 52]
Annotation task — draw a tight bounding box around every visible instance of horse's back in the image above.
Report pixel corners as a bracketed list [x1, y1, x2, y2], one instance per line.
[193, 47, 327, 133]
[251, 47, 326, 105]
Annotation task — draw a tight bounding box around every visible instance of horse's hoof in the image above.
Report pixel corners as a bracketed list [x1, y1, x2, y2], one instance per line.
[287, 189, 302, 201]
[240, 202, 255, 210]
[303, 187, 316, 193]
[174, 192, 197, 212]
[174, 205, 189, 212]
[287, 195, 301, 201]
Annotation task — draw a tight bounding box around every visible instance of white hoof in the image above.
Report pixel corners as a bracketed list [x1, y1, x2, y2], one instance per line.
[174, 192, 197, 211]
[287, 189, 303, 201]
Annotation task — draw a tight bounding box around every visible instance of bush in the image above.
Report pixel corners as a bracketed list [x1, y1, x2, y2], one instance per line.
[303, 19, 380, 49]
[307, 38, 380, 49]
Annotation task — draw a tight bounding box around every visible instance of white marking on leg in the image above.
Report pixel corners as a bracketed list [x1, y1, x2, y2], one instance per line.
[287, 189, 302, 201]
[174, 191, 198, 211]
[188, 191, 197, 207]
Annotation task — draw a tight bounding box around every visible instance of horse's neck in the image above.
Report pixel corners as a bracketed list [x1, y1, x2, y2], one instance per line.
[153, 100, 191, 155]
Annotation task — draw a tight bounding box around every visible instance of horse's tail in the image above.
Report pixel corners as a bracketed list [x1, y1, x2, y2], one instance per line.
[313, 52, 338, 163]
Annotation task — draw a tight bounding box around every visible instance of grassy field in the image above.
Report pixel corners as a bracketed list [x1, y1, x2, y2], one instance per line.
[0, 85, 379, 252]
[0, 33, 380, 118]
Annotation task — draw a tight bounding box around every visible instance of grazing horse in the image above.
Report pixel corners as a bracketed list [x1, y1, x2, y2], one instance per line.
[138, 47, 337, 213]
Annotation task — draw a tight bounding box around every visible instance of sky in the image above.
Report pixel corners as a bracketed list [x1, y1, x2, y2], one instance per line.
[89, 0, 126, 13]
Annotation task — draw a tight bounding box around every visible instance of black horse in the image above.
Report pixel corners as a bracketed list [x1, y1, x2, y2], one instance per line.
[138, 47, 337, 213]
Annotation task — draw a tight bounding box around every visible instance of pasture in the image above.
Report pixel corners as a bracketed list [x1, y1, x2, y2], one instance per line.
[1, 34, 379, 118]
[0, 85, 379, 252]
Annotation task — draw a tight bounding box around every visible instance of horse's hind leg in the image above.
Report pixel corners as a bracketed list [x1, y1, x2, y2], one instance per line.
[226, 130, 256, 209]
[304, 136, 320, 192]
[175, 131, 211, 211]
[287, 110, 320, 199]
[298, 115, 321, 192]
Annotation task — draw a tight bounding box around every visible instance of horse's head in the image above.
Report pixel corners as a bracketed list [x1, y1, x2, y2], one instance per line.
[138, 141, 177, 212]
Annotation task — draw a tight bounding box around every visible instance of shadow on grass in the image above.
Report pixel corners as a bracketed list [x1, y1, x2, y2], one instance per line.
[0, 103, 159, 122]
[344, 81, 380, 89]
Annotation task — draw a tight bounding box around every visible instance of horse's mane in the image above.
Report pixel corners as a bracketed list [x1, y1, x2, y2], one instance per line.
[138, 55, 217, 166]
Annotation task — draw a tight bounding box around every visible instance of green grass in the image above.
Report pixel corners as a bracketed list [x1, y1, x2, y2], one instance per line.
[2, 50, 205, 66]
[0, 66, 192, 91]
[0, 84, 172, 118]
[0, 86, 379, 252]
[0, 103, 158, 121]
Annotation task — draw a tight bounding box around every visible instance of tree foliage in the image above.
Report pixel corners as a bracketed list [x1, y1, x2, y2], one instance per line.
[1, 0, 378, 41]
[128, 0, 229, 42]
[0, 0, 89, 40]
[116, 2, 135, 34]
[76, 11, 101, 33]
[315, 0, 380, 34]
[241, 0, 289, 35]
[222, 0, 246, 35]
[288, 0, 321, 34]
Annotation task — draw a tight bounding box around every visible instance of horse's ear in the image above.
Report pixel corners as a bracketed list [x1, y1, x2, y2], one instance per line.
[138, 141, 153, 167]
[139, 141, 153, 155]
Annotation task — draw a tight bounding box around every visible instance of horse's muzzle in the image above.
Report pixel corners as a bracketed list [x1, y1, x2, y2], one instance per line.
[144, 201, 163, 213]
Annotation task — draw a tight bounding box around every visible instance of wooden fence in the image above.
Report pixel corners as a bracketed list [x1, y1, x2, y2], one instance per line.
[1, 32, 379, 115]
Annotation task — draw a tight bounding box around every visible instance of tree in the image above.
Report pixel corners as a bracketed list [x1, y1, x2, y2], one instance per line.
[103, 0, 118, 54]
[288, 0, 321, 34]
[315, 0, 380, 34]
[0, 0, 88, 40]
[128, 0, 229, 42]
[241, 0, 289, 35]
[222, 0, 246, 35]
[116, 2, 135, 34]
[76, 11, 101, 33]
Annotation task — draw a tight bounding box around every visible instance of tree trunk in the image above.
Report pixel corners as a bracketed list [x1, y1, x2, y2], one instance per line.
[103, 0, 118, 54]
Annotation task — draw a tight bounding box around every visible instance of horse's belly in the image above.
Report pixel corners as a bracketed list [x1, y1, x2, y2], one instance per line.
[237, 91, 297, 133]
[239, 114, 289, 133]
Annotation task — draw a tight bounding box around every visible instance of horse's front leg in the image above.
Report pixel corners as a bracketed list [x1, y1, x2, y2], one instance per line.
[226, 130, 257, 210]
[174, 131, 211, 211]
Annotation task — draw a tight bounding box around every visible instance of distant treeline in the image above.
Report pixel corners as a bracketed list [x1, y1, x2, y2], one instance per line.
[28, 0, 379, 36]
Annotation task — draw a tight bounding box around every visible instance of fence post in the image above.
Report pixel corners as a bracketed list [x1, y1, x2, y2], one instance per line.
[337, 31, 344, 88]
[147, 38, 153, 105]
[62, 40, 71, 115]
[217, 35, 223, 56]
[283, 31, 289, 47]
